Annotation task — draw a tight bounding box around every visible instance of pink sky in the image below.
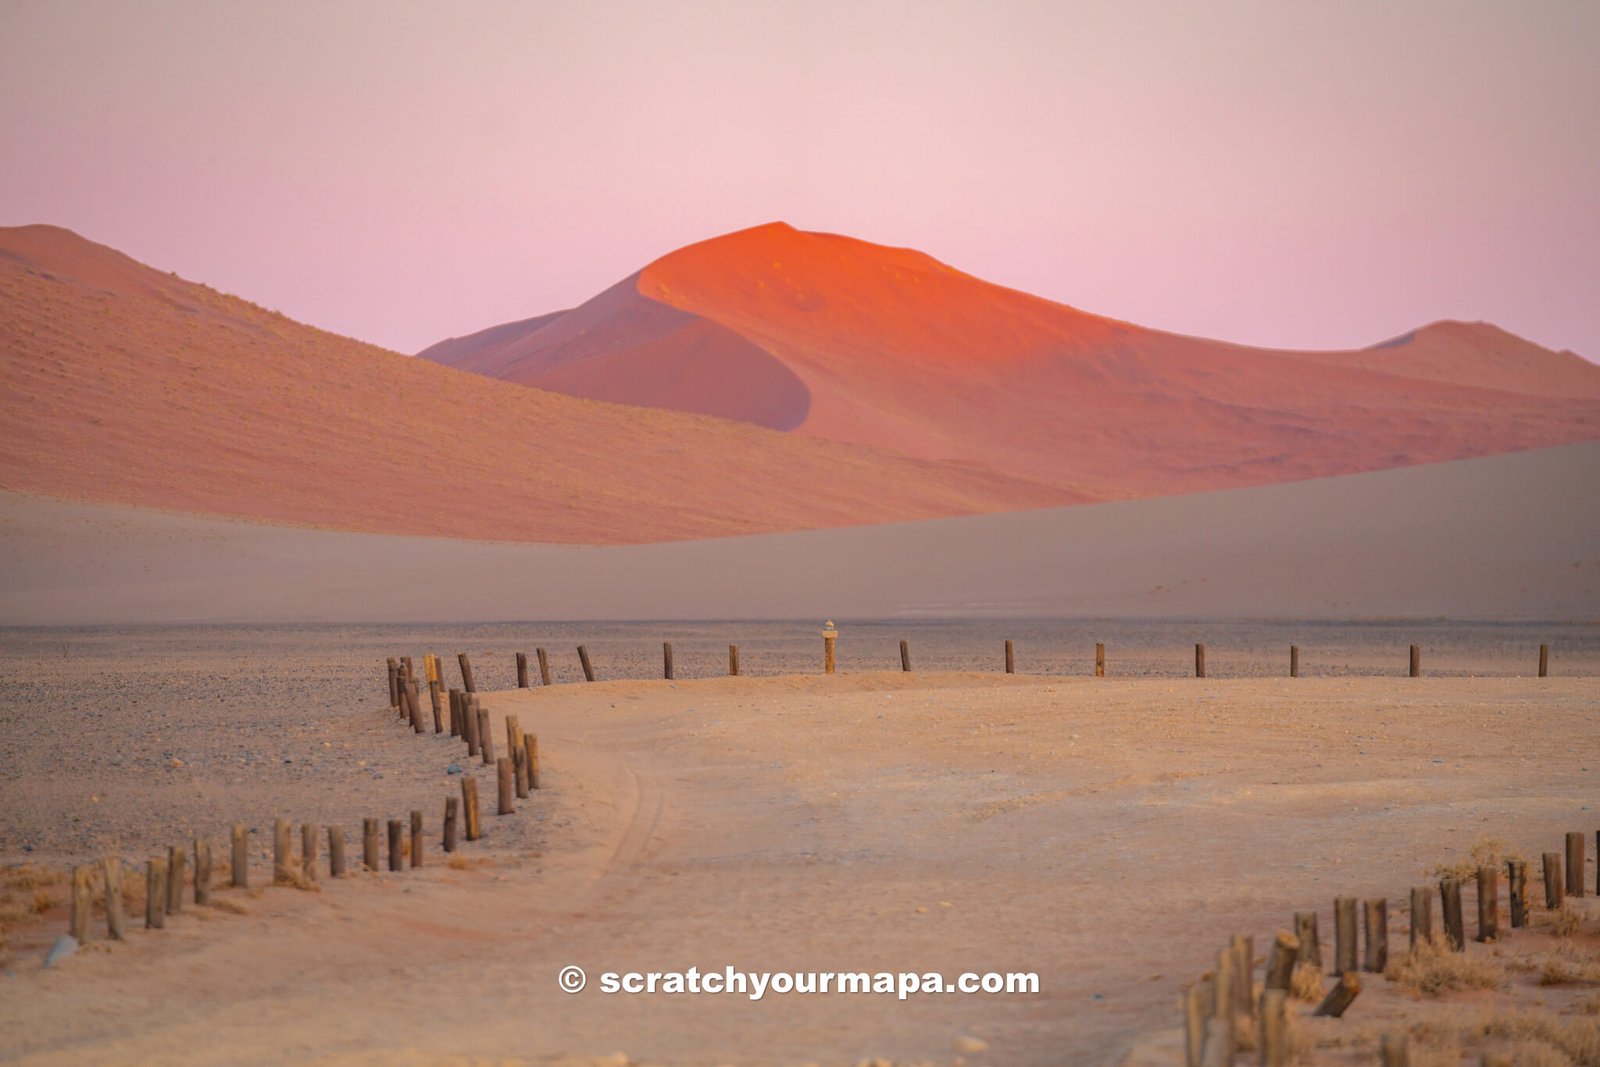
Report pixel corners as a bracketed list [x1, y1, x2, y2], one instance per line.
[2, 1, 1596, 360]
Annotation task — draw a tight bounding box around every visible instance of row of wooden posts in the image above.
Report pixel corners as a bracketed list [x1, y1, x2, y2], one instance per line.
[1184, 828, 1594, 1066]
[402, 639, 1559, 687]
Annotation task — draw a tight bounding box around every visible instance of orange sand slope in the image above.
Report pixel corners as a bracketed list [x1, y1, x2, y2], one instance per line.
[3, 442, 1594, 624]
[421, 223, 1600, 498]
[0, 225, 1081, 544]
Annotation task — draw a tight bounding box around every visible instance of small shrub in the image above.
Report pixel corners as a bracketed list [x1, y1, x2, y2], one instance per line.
[1386, 933, 1506, 995]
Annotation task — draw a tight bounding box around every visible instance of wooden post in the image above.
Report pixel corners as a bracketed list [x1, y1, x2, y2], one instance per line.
[401, 655, 414, 679]
[1195, 643, 1206, 678]
[1184, 983, 1204, 1067]
[477, 702, 494, 766]
[103, 857, 124, 939]
[166, 845, 185, 914]
[70, 865, 91, 942]
[1409, 886, 1432, 949]
[462, 777, 481, 841]
[1440, 879, 1465, 950]
[1538, 643, 1549, 677]
[446, 688, 459, 737]
[1231, 934, 1252, 1018]
[1507, 860, 1527, 927]
[578, 644, 596, 682]
[823, 631, 836, 674]
[899, 639, 911, 672]
[328, 827, 346, 877]
[1379, 1033, 1409, 1067]
[1363, 898, 1387, 972]
[145, 858, 167, 929]
[1408, 644, 1420, 677]
[273, 818, 291, 884]
[443, 796, 459, 852]
[1208, 945, 1235, 1065]
[525, 734, 541, 790]
[1289, 645, 1299, 678]
[410, 810, 423, 868]
[410, 677, 425, 734]
[363, 818, 380, 871]
[1004, 639, 1015, 674]
[387, 819, 403, 871]
[1259, 989, 1289, 1067]
[513, 745, 529, 799]
[458, 652, 476, 692]
[387, 657, 399, 707]
[301, 823, 317, 885]
[1542, 852, 1564, 909]
[1095, 641, 1105, 677]
[1334, 896, 1358, 973]
[1313, 971, 1360, 1017]
[464, 693, 481, 757]
[429, 680, 443, 733]
[1596, 830, 1599, 896]
[516, 651, 529, 688]
[729, 644, 740, 676]
[194, 838, 211, 905]
[663, 641, 675, 680]
[497, 757, 515, 815]
[1566, 831, 1585, 898]
[1293, 911, 1322, 970]
[1265, 930, 1299, 990]
[231, 824, 249, 888]
[536, 647, 551, 685]
[1476, 865, 1499, 942]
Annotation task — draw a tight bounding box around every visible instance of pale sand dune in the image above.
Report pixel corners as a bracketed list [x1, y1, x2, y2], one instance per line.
[1, 673, 1594, 1065]
[1, 443, 1596, 625]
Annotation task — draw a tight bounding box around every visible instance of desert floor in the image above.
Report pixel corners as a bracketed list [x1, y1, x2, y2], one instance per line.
[1, 667, 1596, 1066]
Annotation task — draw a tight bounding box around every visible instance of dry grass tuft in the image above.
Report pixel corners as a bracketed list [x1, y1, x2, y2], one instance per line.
[1290, 962, 1325, 1002]
[0, 864, 67, 892]
[210, 897, 250, 915]
[1430, 837, 1526, 884]
[1541, 904, 1584, 938]
[1480, 1008, 1600, 1066]
[1385, 933, 1505, 996]
[1508, 1039, 1578, 1067]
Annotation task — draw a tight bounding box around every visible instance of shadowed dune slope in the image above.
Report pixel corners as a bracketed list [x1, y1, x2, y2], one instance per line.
[0, 224, 1085, 544]
[424, 223, 1600, 498]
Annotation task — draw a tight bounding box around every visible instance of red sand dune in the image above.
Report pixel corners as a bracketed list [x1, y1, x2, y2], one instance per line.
[0, 225, 1082, 544]
[422, 222, 1600, 498]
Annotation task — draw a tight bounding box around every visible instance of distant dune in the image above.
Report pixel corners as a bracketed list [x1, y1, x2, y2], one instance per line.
[0, 224, 1082, 544]
[3, 442, 1594, 624]
[422, 223, 1600, 499]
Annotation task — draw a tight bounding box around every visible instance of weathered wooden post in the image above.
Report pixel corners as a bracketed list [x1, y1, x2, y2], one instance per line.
[1290, 645, 1300, 678]
[410, 676, 425, 734]
[1538, 643, 1549, 677]
[443, 796, 459, 852]
[387, 819, 403, 872]
[447, 687, 461, 737]
[231, 824, 249, 888]
[194, 838, 211, 905]
[1313, 972, 1360, 1017]
[273, 818, 292, 884]
[1542, 852, 1564, 908]
[166, 845, 185, 914]
[1231, 933, 1253, 1018]
[899, 639, 911, 672]
[1567, 831, 1586, 898]
[458, 652, 476, 693]
[1379, 1032, 1409, 1067]
[823, 622, 837, 674]
[145, 858, 167, 929]
[1259, 989, 1289, 1067]
[363, 818, 380, 872]
[1195, 643, 1206, 678]
[536, 647, 551, 685]
[1440, 879, 1465, 950]
[477, 701, 494, 766]
[103, 857, 125, 939]
[462, 777, 481, 841]
[428, 680, 443, 733]
[1004, 639, 1015, 674]
[729, 644, 740, 676]
[516, 651, 529, 688]
[301, 823, 318, 885]
[328, 827, 346, 877]
[1205, 945, 1235, 1065]
[69, 865, 91, 942]
[464, 693, 481, 758]
[1507, 860, 1528, 927]
[578, 645, 596, 682]
[1184, 983, 1204, 1067]
[386, 657, 399, 707]
[1476, 866, 1499, 941]
[1408, 644, 1420, 677]
[1294, 911, 1323, 970]
[1363, 898, 1387, 972]
[663, 641, 675, 680]
[525, 734, 541, 790]
[410, 811, 423, 868]
[1334, 896, 1358, 973]
[1095, 642, 1105, 677]
[1265, 930, 1299, 990]
[506, 714, 527, 796]
[497, 757, 515, 814]
[1409, 886, 1432, 949]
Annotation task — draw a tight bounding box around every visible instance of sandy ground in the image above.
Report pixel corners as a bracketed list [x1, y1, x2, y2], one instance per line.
[3, 441, 1598, 625]
[2, 671, 1596, 1065]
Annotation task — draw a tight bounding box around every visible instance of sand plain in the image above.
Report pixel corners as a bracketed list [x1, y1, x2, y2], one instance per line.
[1, 653, 1596, 1066]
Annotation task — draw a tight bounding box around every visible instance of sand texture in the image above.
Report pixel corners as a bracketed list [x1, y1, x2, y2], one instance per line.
[1, 659, 1596, 1065]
